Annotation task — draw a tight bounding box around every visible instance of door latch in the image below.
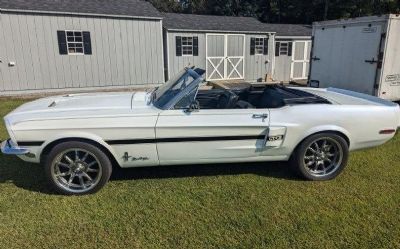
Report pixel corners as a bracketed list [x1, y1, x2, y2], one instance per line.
[365, 58, 378, 64]
[252, 114, 268, 122]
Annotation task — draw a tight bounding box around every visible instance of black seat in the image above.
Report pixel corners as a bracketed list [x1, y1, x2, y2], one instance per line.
[258, 87, 285, 108]
[217, 90, 239, 109]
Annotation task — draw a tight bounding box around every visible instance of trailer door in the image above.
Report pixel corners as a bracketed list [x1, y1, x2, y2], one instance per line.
[378, 18, 400, 101]
[310, 25, 382, 95]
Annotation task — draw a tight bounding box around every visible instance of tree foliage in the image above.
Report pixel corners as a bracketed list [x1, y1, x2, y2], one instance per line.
[148, 0, 400, 24]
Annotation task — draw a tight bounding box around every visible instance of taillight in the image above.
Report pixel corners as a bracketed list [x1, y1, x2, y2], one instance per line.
[379, 129, 396, 135]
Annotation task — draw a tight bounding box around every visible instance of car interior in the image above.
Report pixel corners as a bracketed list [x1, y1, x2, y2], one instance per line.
[195, 85, 331, 109]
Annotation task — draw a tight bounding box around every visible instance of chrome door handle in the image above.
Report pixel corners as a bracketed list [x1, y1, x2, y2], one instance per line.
[252, 114, 268, 122]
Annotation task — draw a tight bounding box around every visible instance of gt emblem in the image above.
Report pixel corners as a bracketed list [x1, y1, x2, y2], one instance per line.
[268, 135, 284, 141]
[123, 152, 149, 162]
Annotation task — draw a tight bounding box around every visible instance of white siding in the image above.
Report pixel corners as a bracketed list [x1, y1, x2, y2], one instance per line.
[166, 32, 206, 79]
[0, 12, 164, 93]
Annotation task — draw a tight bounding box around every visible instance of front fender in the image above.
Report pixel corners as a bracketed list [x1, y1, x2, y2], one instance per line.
[27, 131, 119, 164]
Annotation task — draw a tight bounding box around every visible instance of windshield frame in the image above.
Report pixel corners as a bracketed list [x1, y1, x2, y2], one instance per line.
[151, 68, 203, 110]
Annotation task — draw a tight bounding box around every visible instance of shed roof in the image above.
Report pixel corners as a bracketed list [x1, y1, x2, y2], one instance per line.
[0, 0, 163, 19]
[263, 23, 312, 37]
[163, 13, 311, 36]
[163, 13, 270, 33]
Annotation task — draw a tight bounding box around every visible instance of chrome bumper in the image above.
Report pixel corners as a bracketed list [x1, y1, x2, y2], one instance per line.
[1, 139, 30, 155]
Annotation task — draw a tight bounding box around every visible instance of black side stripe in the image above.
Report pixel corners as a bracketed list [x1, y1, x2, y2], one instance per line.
[18, 141, 44, 146]
[106, 135, 266, 145]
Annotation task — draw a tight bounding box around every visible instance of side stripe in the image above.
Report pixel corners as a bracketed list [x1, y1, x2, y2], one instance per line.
[17, 141, 45, 146]
[16, 135, 278, 147]
[105, 135, 266, 145]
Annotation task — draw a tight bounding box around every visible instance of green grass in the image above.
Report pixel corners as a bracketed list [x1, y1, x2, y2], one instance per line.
[0, 98, 399, 249]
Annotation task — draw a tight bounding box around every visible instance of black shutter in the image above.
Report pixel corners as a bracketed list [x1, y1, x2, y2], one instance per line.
[263, 37, 269, 55]
[193, 36, 199, 56]
[250, 37, 255, 55]
[275, 42, 280, 56]
[288, 42, 293, 56]
[176, 36, 182, 56]
[57, 30, 68, 55]
[83, 31, 92, 55]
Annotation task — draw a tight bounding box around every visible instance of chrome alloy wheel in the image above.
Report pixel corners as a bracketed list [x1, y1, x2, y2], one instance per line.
[51, 148, 102, 194]
[302, 137, 343, 177]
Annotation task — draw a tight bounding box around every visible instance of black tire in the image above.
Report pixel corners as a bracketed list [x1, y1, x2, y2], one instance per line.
[44, 141, 112, 195]
[290, 133, 349, 181]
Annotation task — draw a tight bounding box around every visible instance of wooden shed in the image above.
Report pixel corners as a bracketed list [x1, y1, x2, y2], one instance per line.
[0, 0, 165, 94]
[163, 13, 312, 83]
[162, 13, 275, 82]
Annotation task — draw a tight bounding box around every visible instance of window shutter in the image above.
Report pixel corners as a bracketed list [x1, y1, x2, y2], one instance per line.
[263, 37, 269, 55]
[82, 31, 92, 55]
[57, 30, 68, 55]
[275, 42, 280, 56]
[250, 37, 255, 55]
[288, 42, 293, 56]
[193, 36, 199, 56]
[176, 36, 182, 56]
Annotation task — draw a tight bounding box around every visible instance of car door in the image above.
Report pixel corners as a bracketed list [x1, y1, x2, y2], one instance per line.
[155, 107, 272, 165]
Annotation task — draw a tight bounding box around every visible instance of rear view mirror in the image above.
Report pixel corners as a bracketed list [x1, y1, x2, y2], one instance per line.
[184, 100, 200, 113]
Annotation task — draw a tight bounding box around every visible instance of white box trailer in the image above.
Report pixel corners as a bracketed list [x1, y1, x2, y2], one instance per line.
[309, 14, 400, 101]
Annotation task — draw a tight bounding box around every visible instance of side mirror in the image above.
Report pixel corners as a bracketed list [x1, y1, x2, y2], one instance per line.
[184, 100, 200, 113]
[309, 80, 320, 88]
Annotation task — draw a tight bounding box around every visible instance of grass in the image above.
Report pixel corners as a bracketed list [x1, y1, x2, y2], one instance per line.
[0, 98, 399, 249]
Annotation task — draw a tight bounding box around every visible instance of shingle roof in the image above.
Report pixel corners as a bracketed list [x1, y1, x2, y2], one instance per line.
[163, 13, 311, 36]
[163, 13, 270, 33]
[263, 23, 312, 36]
[0, 0, 162, 19]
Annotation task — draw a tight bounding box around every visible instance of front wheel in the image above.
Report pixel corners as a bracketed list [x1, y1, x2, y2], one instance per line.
[290, 133, 349, 181]
[44, 141, 112, 195]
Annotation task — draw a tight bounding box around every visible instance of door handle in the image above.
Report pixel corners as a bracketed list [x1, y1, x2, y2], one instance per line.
[365, 58, 378, 64]
[252, 114, 268, 122]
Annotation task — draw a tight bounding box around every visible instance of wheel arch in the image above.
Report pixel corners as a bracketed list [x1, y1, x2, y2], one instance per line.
[290, 129, 351, 158]
[40, 137, 120, 168]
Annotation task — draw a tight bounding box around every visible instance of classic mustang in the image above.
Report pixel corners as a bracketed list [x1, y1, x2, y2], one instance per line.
[1, 68, 400, 195]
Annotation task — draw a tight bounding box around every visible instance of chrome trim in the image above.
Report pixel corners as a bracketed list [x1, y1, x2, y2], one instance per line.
[1, 139, 30, 155]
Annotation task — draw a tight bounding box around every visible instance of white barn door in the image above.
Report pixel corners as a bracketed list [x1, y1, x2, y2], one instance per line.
[290, 41, 311, 80]
[206, 34, 245, 80]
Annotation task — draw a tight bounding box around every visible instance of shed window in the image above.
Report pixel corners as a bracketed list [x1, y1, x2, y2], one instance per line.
[176, 36, 198, 56]
[250, 37, 268, 55]
[254, 38, 264, 55]
[66, 31, 84, 54]
[276, 41, 292, 56]
[182, 37, 193, 55]
[57, 30, 92, 55]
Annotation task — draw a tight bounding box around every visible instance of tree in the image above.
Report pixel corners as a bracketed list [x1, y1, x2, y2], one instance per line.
[148, 0, 400, 24]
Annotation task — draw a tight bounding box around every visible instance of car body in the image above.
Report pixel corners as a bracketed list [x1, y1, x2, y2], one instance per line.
[2, 68, 400, 195]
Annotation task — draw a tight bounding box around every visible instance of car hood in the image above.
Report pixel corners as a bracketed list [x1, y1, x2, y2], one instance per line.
[5, 91, 158, 125]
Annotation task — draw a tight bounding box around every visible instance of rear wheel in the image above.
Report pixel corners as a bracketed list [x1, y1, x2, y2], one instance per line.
[44, 141, 112, 195]
[290, 133, 349, 181]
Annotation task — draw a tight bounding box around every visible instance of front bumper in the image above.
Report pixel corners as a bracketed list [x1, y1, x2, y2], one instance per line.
[1, 139, 30, 155]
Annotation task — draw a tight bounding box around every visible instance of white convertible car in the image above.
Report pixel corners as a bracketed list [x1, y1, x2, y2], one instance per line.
[2, 68, 400, 195]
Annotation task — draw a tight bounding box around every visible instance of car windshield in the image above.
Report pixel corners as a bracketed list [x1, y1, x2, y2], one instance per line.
[152, 68, 201, 109]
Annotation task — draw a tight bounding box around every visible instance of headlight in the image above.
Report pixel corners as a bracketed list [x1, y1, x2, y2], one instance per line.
[4, 118, 17, 144]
